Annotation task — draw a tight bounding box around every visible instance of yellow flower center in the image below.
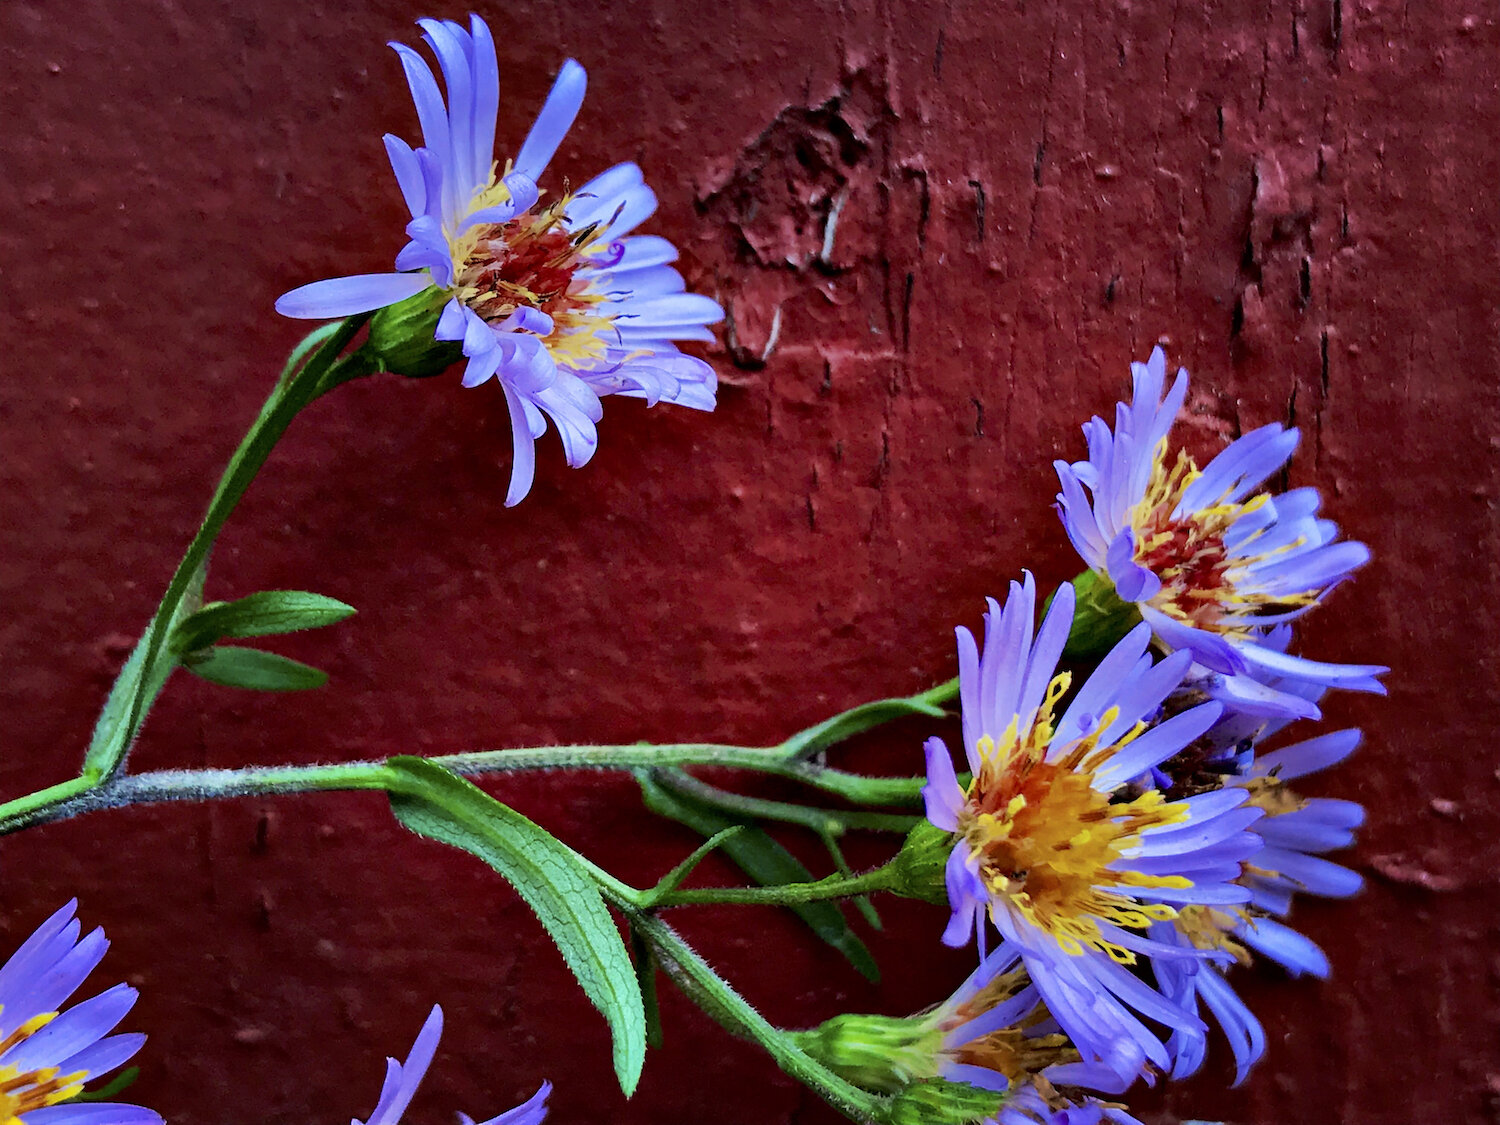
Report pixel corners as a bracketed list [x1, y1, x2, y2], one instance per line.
[957, 674, 1189, 963]
[447, 172, 617, 367]
[0, 1013, 89, 1124]
[1174, 904, 1252, 966]
[1127, 443, 1311, 637]
[942, 965, 1078, 1085]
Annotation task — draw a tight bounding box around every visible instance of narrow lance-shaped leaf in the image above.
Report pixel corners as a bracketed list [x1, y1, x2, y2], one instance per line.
[173, 590, 355, 653]
[385, 757, 646, 1096]
[182, 646, 329, 692]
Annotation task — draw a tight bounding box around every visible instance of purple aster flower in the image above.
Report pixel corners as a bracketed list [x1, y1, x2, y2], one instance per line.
[1140, 686, 1364, 1084]
[356, 1006, 550, 1125]
[992, 1080, 1145, 1125]
[932, 942, 1132, 1097]
[921, 574, 1265, 1083]
[0, 901, 159, 1125]
[277, 15, 722, 505]
[1053, 347, 1386, 718]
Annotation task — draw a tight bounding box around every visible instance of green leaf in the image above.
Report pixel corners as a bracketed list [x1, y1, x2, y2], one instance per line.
[173, 590, 355, 653]
[182, 646, 329, 691]
[385, 757, 646, 1095]
[628, 925, 664, 1051]
[637, 772, 880, 983]
[65, 1067, 140, 1104]
[83, 556, 209, 779]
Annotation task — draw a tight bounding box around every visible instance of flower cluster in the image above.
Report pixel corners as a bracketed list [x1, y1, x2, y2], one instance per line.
[16, 6, 1390, 1123]
[812, 349, 1377, 1123]
[277, 16, 722, 505]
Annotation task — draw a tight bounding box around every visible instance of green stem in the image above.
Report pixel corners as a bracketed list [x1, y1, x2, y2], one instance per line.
[81, 317, 374, 784]
[623, 909, 883, 1122]
[780, 678, 956, 762]
[0, 747, 928, 835]
[649, 768, 919, 834]
[650, 863, 898, 907]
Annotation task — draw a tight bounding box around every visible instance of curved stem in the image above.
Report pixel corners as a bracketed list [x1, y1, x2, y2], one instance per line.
[623, 909, 883, 1122]
[81, 317, 373, 784]
[648, 768, 919, 835]
[650, 864, 898, 907]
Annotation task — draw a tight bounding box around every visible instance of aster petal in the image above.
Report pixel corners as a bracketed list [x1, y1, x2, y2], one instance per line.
[383, 135, 427, 217]
[514, 60, 586, 182]
[921, 737, 963, 832]
[1242, 726, 1362, 780]
[1104, 530, 1161, 603]
[1137, 605, 1247, 675]
[501, 384, 540, 507]
[360, 1006, 442, 1125]
[53, 1032, 146, 1082]
[21, 1106, 163, 1125]
[1254, 847, 1363, 897]
[276, 273, 434, 319]
[1090, 701, 1222, 791]
[1234, 916, 1329, 977]
[1233, 641, 1388, 691]
[3, 984, 137, 1075]
[1194, 967, 1266, 1085]
[467, 1080, 552, 1125]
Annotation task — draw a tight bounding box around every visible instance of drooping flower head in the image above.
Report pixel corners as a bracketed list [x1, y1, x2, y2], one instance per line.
[794, 943, 1145, 1124]
[0, 901, 159, 1125]
[356, 1005, 550, 1125]
[278, 16, 722, 505]
[922, 575, 1266, 1081]
[1053, 347, 1385, 718]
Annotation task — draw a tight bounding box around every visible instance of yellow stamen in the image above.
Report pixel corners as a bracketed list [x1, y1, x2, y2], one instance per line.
[1126, 441, 1316, 637]
[957, 674, 1192, 963]
[0, 1012, 92, 1123]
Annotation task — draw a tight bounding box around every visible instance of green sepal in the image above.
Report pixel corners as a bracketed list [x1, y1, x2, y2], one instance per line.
[789, 1013, 940, 1094]
[181, 646, 329, 692]
[1055, 568, 1142, 661]
[637, 770, 881, 983]
[173, 590, 355, 654]
[881, 1078, 1000, 1125]
[385, 757, 646, 1096]
[889, 820, 954, 906]
[364, 286, 464, 378]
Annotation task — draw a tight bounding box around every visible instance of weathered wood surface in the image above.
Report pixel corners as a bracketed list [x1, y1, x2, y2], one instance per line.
[0, 1, 1495, 1122]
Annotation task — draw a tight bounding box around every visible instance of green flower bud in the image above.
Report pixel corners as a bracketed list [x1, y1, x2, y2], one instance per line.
[363, 285, 463, 378]
[890, 819, 956, 906]
[882, 1078, 1000, 1125]
[790, 1013, 942, 1094]
[1057, 568, 1142, 661]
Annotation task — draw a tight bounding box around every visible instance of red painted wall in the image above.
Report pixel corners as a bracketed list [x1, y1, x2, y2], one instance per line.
[1, 1, 1496, 1122]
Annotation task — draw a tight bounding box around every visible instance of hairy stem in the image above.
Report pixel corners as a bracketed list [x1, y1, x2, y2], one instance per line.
[623, 909, 883, 1122]
[649, 864, 899, 907]
[0, 745, 928, 835]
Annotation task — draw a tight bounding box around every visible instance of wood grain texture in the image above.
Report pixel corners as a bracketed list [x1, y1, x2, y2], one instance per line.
[0, 1, 1495, 1122]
